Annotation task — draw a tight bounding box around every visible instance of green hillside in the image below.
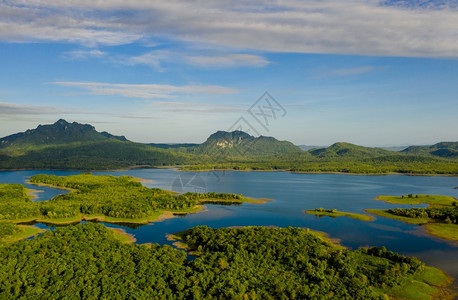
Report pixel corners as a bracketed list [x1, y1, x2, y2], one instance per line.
[0, 119, 115, 155]
[0, 120, 200, 170]
[190, 130, 301, 157]
[0, 120, 456, 174]
[401, 142, 458, 159]
[309, 142, 395, 159]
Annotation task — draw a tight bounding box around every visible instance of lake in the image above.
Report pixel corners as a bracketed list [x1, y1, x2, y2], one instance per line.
[1, 169, 457, 286]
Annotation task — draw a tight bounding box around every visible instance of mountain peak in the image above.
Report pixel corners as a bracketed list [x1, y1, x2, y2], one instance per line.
[207, 130, 253, 141]
[0, 119, 125, 150]
[197, 130, 300, 155]
[55, 119, 69, 126]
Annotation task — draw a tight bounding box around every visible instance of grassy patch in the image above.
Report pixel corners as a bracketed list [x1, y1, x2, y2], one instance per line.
[305, 208, 374, 221]
[376, 266, 454, 300]
[425, 223, 458, 241]
[109, 228, 136, 244]
[375, 195, 456, 207]
[365, 209, 429, 224]
[1, 225, 45, 243]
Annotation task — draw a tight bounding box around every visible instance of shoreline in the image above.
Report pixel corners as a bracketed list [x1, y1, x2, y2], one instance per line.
[1, 225, 45, 244]
[305, 209, 375, 221]
[0, 166, 456, 177]
[364, 209, 458, 243]
[14, 207, 204, 226]
[109, 228, 136, 243]
[176, 167, 458, 177]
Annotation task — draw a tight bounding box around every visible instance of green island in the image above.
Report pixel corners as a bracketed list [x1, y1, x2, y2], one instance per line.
[305, 208, 374, 221]
[0, 174, 264, 232]
[366, 194, 458, 241]
[0, 223, 454, 299]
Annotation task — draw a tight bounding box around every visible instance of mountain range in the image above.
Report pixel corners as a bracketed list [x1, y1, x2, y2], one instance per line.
[0, 119, 456, 174]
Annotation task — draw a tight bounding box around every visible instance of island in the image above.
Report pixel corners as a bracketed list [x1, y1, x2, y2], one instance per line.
[0, 173, 266, 237]
[366, 194, 457, 241]
[305, 208, 374, 221]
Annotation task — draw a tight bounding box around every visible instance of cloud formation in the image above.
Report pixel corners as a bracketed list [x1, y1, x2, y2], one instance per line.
[152, 102, 244, 113]
[331, 66, 375, 76]
[0, 102, 85, 116]
[0, 0, 457, 58]
[51, 82, 238, 99]
[64, 49, 107, 60]
[127, 50, 269, 69]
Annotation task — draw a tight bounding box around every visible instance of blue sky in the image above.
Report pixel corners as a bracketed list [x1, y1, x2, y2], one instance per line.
[0, 0, 457, 146]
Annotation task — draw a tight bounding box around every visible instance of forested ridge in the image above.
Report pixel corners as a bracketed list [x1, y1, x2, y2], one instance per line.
[0, 174, 248, 223]
[0, 119, 457, 174]
[0, 223, 450, 299]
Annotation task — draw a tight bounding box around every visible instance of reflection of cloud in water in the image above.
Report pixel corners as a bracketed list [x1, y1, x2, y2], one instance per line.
[186, 206, 235, 221]
[405, 249, 458, 279]
[367, 223, 406, 233]
[411, 225, 458, 247]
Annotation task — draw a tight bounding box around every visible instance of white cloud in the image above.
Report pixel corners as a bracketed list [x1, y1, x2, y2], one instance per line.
[51, 81, 238, 99]
[185, 53, 269, 67]
[331, 66, 375, 76]
[127, 50, 269, 69]
[1, 1, 457, 58]
[152, 102, 244, 113]
[0, 102, 86, 116]
[64, 49, 106, 60]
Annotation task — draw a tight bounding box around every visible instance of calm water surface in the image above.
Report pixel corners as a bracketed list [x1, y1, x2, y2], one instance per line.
[1, 169, 457, 286]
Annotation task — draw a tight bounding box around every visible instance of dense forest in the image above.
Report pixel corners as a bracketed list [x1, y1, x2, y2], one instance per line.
[0, 223, 449, 299]
[0, 174, 248, 222]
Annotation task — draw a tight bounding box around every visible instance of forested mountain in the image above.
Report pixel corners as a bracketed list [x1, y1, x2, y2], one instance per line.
[401, 142, 458, 159]
[0, 119, 456, 174]
[0, 119, 123, 153]
[0, 119, 199, 170]
[309, 142, 394, 159]
[191, 130, 301, 156]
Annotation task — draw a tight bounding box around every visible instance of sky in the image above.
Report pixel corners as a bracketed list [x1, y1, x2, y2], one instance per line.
[0, 0, 457, 146]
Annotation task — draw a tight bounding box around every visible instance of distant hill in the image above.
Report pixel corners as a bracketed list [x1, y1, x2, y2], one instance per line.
[193, 130, 301, 156]
[401, 142, 458, 159]
[0, 119, 456, 173]
[308, 142, 394, 159]
[0, 119, 128, 155]
[0, 119, 196, 170]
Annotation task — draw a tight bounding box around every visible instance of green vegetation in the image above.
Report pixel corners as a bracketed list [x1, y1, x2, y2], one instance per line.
[367, 194, 458, 241]
[305, 208, 374, 221]
[0, 119, 201, 170]
[375, 194, 457, 207]
[182, 154, 458, 175]
[0, 221, 44, 244]
[0, 174, 258, 225]
[175, 226, 451, 299]
[0, 223, 452, 299]
[402, 142, 458, 159]
[1, 120, 457, 174]
[188, 130, 301, 156]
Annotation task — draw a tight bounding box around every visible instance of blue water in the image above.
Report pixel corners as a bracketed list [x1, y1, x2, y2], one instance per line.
[1, 169, 457, 282]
